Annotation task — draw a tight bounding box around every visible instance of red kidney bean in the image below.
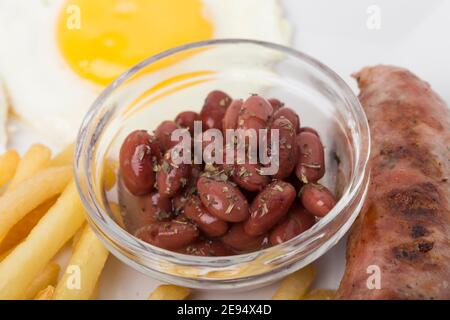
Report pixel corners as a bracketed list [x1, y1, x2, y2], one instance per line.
[154, 120, 180, 153]
[221, 223, 267, 252]
[222, 99, 243, 131]
[197, 177, 249, 222]
[268, 98, 284, 112]
[295, 131, 325, 183]
[300, 183, 336, 217]
[156, 149, 191, 197]
[273, 107, 300, 133]
[119, 130, 161, 196]
[200, 90, 232, 131]
[238, 95, 273, 132]
[244, 181, 296, 236]
[179, 239, 234, 256]
[269, 202, 316, 245]
[184, 195, 229, 237]
[299, 127, 319, 136]
[134, 216, 199, 250]
[236, 95, 273, 153]
[175, 111, 200, 134]
[232, 162, 270, 192]
[270, 118, 298, 180]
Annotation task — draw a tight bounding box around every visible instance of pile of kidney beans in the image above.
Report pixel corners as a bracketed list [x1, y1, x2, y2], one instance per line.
[118, 90, 336, 256]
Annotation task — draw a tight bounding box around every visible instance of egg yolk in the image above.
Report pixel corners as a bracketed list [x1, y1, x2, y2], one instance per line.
[57, 0, 213, 85]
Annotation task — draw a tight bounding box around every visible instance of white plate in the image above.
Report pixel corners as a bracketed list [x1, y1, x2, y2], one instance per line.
[7, 0, 450, 299]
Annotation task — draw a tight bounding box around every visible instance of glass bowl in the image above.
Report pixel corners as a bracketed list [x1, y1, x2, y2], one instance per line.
[74, 39, 370, 290]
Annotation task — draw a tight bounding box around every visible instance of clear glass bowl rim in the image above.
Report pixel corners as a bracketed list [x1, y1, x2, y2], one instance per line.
[74, 39, 370, 272]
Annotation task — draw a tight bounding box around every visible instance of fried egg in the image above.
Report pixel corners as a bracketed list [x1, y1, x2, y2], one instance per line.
[0, 0, 291, 147]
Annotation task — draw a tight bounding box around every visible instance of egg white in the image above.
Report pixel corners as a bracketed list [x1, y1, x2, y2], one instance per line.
[0, 0, 291, 148]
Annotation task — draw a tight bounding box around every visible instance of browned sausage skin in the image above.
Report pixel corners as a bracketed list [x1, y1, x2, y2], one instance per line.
[337, 66, 450, 299]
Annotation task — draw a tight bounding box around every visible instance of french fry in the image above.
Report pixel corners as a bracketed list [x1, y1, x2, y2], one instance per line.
[53, 225, 109, 300]
[303, 289, 336, 300]
[0, 247, 14, 262]
[6, 144, 51, 191]
[0, 166, 71, 242]
[34, 286, 55, 300]
[24, 262, 60, 300]
[0, 182, 85, 299]
[148, 285, 191, 300]
[71, 223, 86, 250]
[272, 265, 316, 300]
[0, 150, 20, 188]
[90, 284, 100, 300]
[103, 158, 118, 191]
[0, 198, 56, 255]
[109, 202, 125, 228]
[50, 143, 74, 167]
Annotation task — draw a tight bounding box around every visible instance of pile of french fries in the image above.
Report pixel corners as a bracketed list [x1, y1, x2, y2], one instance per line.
[0, 144, 334, 300]
[148, 264, 335, 300]
[0, 144, 108, 300]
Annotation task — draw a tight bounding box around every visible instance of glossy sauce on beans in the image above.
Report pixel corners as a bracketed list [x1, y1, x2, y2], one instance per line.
[118, 179, 172, 233]
[178, 239, 234, 256]
[118, 91, 337, 256]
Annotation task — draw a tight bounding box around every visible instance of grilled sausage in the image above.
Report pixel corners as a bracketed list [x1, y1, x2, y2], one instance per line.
[337, 65, 450, 299]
